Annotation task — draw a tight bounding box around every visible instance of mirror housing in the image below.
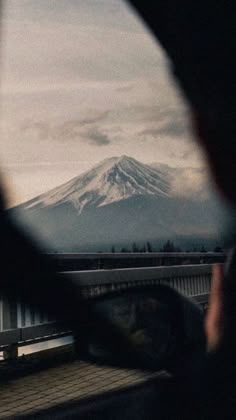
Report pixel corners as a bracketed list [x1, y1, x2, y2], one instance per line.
[78, 284, 206, 372]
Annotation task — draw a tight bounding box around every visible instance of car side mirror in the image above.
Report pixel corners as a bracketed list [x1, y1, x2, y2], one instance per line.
[78, 284, 206, 372]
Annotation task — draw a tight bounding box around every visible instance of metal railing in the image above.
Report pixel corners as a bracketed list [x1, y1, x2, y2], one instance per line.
[0, 263, 213, 359]
[64, 264, 212, 298]
[53, 252, 226, 270]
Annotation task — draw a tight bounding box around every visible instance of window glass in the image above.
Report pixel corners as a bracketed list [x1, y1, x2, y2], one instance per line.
[0, 0, 229, 254]
[0, 2, 231, 411]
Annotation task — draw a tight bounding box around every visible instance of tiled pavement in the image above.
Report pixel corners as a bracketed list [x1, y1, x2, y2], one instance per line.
[0, 356, 161, 419]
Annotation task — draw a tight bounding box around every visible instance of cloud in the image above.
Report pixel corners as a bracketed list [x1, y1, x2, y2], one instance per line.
[116, 84, 135, 93]
[150, 162, 210, 200]
[170, 167, 209, 200]
[2, 0, 166, 95]
[19, 113, 113, 146]
[157, 119, 188, 137]
[181, 150, 193, 160]
[21, 121, 51, 140]
[140, 127, 161, 137]
[79, 111, 109, 126]
[139, 106, 191, 139]
[84, 128, 111, 146]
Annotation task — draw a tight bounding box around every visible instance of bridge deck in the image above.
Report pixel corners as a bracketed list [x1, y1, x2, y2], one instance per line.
[0, 348, 161, 419]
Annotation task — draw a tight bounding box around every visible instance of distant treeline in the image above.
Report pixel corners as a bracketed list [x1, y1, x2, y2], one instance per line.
[110, 240, 223, 253]
[52, 240, 224, 254]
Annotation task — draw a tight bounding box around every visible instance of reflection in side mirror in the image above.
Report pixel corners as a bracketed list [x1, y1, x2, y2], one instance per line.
[80, 285, 206, 372]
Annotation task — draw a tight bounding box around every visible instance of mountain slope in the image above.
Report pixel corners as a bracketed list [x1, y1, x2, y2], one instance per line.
[12, 156, 226, 251]
[23, 156, 170, 214]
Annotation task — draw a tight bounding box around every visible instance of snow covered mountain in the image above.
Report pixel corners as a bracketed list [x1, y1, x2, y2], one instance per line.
[12, 156, 226, 251]
[23, 156, 170, 214]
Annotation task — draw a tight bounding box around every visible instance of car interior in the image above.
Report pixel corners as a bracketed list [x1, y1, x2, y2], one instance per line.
[0, 1, 232, 419]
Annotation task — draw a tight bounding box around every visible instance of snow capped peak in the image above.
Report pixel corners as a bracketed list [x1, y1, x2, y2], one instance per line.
[23, 156, 170, 213]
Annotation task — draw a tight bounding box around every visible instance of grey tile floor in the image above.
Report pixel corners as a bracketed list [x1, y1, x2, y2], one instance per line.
[0, 359, 159, 418]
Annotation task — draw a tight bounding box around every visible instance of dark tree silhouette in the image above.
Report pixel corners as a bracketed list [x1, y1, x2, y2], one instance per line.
[146, 241, 153, 252]
[214, 246, 223, 252]
[160, 240, 176, 252]
[121, 247, 129, 253]
[132, 242, 139, 253]
[140, 244, 147, 253]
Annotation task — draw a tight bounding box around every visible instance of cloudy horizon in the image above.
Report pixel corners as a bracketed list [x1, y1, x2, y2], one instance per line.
[0, 0, 207, 207]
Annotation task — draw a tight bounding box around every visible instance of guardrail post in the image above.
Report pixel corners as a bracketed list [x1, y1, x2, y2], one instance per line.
[3, 344, 18, 360]
[2, 297, 17, 330]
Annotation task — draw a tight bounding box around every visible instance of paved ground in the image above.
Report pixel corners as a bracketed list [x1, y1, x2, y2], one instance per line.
[0, 350, 160, 419]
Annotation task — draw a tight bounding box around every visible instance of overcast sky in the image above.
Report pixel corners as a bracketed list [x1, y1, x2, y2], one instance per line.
[0, 0, 207, 206]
